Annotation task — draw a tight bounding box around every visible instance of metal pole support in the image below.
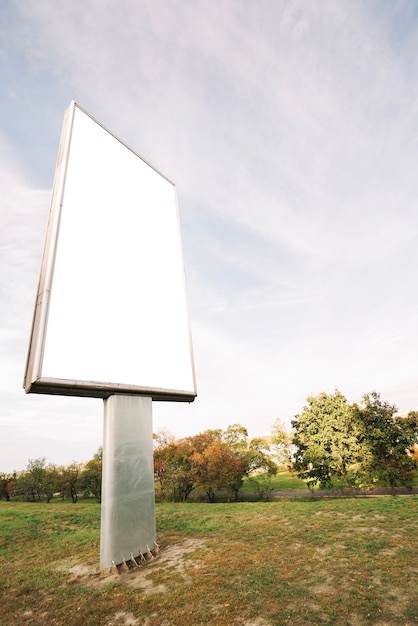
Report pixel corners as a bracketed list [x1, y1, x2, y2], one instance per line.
[100, 394, 156, 570]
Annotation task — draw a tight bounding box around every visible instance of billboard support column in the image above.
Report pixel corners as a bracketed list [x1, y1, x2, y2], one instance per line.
[100, 394, 156, 570]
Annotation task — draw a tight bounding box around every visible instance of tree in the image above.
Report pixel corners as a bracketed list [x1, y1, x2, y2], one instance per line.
[354, 394, 418, 494]
[190, 427, 277, 501]
[43, 465, 59, 502]
[270, 418, 295, 469]
[80, 449, 102, 502]
[153, 426, 276, 502]
[15, 458, 59, 502]
[0, 475, 14, 501]
[222, 424, 249, 454]
[15, 458, 46, 501]
[57, 462, 80, 503]
[153, 437, 199, 502]
[221, 425, 277, 479]
[292, 390, 362, 493]
[191, 438, 247, 502]
[245, 437, 278, 476]
[411, 442, 418, 465]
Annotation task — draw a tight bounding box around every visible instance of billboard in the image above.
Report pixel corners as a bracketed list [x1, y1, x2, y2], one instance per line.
[24, 102, 196, 401]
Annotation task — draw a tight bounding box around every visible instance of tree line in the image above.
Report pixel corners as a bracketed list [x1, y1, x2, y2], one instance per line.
[1, 390, 417, 502]
[0, 449, 103, 503]
[292, 390, 418, 495]
[153, 424, 277, 502]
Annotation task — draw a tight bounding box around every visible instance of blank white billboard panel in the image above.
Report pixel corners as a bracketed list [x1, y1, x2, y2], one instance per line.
[24, 102, 196, 401]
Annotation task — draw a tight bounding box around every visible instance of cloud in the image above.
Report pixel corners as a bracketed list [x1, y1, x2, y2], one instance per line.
[2, 1, 418, 471]
[0, 133, 104, 472]
[0, 134, 49, 372]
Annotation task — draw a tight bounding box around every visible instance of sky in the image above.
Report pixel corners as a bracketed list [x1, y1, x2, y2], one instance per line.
[2, 0, 418, 473]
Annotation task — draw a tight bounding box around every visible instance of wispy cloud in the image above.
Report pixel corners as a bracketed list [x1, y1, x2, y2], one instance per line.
[1, 1, 418, 470]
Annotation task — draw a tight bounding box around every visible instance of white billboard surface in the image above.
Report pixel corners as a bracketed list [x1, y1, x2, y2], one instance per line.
[24, 102, 196, 401]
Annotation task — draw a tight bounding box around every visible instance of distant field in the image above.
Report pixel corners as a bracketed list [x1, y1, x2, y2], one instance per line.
[242, 468, 418, 495]
[1, 496, 417, 625]
[243, 469, 308, 492]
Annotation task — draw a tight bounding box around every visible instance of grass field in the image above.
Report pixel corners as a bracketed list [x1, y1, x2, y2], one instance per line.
[243, 469, 418, 494]
[0, 497, 417, 625]
[243, 470, 308, 492]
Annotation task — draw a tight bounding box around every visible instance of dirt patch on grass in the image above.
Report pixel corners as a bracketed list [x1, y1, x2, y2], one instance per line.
[353, 526, 381, 533]
[110, 612, 140, 625]
[236, 618, 273, 626]
[57, 538, 206, 594]
[311, 580, 337, 596]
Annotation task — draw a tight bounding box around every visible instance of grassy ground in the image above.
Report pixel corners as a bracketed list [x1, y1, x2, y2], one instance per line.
[0, 497, 417, 625]
[241, 469, 418, 497]
[243, 470, 308, 492]
[245, 469, 418, 493]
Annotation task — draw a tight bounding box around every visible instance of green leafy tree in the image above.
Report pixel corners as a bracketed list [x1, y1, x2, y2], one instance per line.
[241, 437, 278, 500]
[57, 462, 80, 503]
[43, 465, 59, 502]
[15, 458, 59, 502]
[270, 418, 295, 469]
[292, 390, 362, 493]
[80, 449, 102, 501]
[222, 424, 249, 454]
[222, 425, 277, 478]
[354, 393, 418, 494]
[245, 436, 278, 476]
[15, 458, 46, 501]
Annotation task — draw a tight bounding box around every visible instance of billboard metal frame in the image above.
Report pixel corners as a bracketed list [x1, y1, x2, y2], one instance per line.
[24, 102, 196, 402]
